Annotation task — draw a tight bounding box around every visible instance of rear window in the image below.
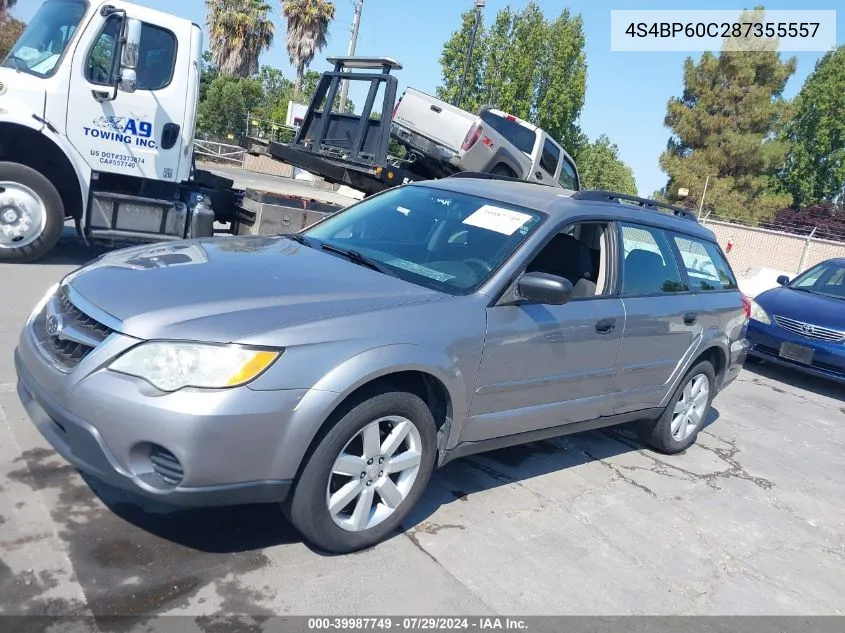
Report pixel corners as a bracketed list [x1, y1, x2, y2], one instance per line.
[672, 234, 738, 291]
[479, 111, 537, 155]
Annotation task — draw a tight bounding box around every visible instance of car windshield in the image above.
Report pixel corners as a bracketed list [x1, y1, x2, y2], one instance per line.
[789, 260, 845, 299]
[303, 185, 544, 295]
[2, 0, 88, 77]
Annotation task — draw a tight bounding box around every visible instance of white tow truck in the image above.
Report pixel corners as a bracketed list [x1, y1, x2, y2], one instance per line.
[0, 0, 338, 263]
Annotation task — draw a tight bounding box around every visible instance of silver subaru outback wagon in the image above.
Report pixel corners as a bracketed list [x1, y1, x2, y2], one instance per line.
[15, 176, 750, 552]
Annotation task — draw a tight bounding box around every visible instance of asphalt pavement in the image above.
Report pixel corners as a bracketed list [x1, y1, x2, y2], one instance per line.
[1, 202, 843, 620]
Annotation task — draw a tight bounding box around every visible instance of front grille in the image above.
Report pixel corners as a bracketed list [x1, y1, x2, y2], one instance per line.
[30, 287, 114, 370]
[149, 445, 184, 486]
[773, 315, 845, 344]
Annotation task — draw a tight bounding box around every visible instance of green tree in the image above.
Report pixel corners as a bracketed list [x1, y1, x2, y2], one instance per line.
[660, 7, 795, 223]
[281, 0, 336, 97]
[436, 8, 487, 112]
[206, 0, 275, 78]
[199, 51, 219, 103]
[0, 0, 16, 22]
[436, 2, 587, 155]
[780, 45, 845, 206]
[197, 74, 263, 139]
[578, 135, 637, 195]
[0, 15, 25, 60]
[534, 9, 587, 155]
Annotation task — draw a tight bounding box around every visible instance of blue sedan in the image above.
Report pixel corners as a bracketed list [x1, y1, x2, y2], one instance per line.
[746, 258, 845, 384]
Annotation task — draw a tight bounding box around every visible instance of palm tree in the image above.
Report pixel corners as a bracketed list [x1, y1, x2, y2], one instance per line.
[0, 0, 18, 22]
[281, 0, 336, 97]
[206, 0, 274, 78]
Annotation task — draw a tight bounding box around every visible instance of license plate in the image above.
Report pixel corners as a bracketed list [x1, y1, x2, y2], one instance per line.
[780, 342, 814, 365]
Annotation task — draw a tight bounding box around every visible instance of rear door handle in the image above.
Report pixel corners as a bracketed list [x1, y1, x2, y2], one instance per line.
[535, 171, 543, 179]
[684, 312, 699, 326]
[430, 105, 442, 113]
[595, 318, 616, 334]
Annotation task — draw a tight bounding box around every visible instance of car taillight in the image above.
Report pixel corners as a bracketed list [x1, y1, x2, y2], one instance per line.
[392, 96, 402, 120]
[741, 294, 751, 320]
[506, 115, 517, 122]
[462, 122, 483, 151]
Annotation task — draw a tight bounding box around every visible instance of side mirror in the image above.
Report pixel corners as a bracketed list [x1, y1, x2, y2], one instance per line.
[118, 19, 142, 94]
[517, 272, 573, 305]
[776, 275, 790, 286]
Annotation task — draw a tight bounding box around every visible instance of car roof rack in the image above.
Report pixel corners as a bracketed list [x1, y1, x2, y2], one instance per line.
[572, 190, 698, 222]
[446, 171, 552, 187]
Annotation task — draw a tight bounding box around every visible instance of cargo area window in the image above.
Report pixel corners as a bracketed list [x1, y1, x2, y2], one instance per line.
[479, 110, 537, 155]
[672, 235, 738, 291]
[558, 158, 578, 190]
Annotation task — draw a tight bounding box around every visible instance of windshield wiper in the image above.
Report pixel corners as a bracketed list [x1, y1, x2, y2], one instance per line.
[282, 233, 312, 247]
[4, 55, 27, 73]
[320, 243, 395, 277]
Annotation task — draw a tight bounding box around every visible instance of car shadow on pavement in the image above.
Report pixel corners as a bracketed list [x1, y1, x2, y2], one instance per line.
[30, 227, 109, 267]
[81, 473, 301, 553]
[399, 409, 721, 539]
[743, 361, 844, 403]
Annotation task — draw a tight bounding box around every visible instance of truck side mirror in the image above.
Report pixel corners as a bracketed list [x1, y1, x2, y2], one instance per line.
[118, 19, 142, 94]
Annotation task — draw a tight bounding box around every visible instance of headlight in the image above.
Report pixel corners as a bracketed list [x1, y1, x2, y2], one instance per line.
[749, 299, 772, 324]
[109, 342, 280, 392]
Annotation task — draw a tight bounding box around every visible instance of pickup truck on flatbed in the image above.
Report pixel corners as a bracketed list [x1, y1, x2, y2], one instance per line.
[390, 88, 580, 190]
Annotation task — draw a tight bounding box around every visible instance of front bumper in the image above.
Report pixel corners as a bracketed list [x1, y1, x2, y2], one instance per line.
[14, 339, 310, 506]
[746, 319, 845, 384]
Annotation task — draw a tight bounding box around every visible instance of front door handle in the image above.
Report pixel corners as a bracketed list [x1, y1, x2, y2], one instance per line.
[684, 312, 699, 326]
[595, 318, 616, 334]
[161, 123, 181, 150]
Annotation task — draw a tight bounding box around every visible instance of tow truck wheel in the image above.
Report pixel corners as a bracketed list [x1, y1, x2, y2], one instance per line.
[0, 162, 65, 263]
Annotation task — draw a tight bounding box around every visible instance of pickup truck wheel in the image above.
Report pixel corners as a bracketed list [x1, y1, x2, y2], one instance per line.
[287, 390, 437, 553]
[638, 361, 715, 454]
[0, 162, 64, 263]
[490, 164, 516, 178]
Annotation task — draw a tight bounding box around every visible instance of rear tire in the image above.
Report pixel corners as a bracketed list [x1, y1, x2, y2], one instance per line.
[490, 163, 517, 178]
[638, 361, 716, 454]
[286, 390, 437, 553]
[0, 162, 65, 263]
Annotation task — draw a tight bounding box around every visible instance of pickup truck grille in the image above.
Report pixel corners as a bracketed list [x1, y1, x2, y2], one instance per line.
[30, 287, 114, 370]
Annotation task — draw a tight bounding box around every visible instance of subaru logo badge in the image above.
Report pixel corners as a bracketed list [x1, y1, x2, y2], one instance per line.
[46, 314, 63, 337]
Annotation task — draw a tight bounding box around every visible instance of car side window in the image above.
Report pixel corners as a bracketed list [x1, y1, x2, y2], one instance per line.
[558, 158, 578, 190]
[672, 235, 738, 291]
[86, 16, 120, 85]
[539, 139, 560, 175]
[620, 224, 687, 295]
[525, 222, 611, 299]
[86, 18, 176, 90]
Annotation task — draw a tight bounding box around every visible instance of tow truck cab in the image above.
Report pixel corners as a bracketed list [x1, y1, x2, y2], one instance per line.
[0, 0, 226, 262]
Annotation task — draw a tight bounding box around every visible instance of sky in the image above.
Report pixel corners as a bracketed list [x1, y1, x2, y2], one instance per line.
[12, 0, 844, 197]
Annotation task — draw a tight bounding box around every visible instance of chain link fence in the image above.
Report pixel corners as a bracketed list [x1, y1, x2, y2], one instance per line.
[699, 213, 845, 296]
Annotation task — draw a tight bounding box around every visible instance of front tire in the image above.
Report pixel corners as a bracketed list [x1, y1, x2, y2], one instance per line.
[287, 390, 437, 553]
[639, 361, 716, 454]
[0, 162, 65, 263]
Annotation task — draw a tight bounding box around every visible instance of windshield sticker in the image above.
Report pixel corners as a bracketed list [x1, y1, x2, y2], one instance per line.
[463, 205, 533, 236]
[385, 259, 456, 283]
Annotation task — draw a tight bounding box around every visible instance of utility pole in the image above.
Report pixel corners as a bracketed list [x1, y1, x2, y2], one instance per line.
[456, 0, 485, 109]
[339, 0, 363, 112]
[697, 175, 710, 220]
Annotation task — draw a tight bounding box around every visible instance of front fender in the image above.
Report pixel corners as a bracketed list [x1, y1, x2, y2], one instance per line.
[268, 344, 471, 480]
[0, 105, 91, 211]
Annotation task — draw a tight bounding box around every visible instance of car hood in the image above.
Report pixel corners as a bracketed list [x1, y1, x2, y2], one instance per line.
[756, 286, 845, 331]
[64, 237, 447, 343]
